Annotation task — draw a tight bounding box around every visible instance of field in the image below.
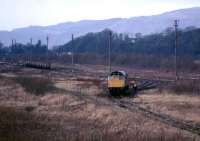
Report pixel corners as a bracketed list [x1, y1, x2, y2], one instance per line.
[0, 63, 200, 141]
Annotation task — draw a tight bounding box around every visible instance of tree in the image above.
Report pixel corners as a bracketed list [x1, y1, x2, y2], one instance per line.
[0, 42, 4, 55]
[184, 26, 197, 32]
[36, 40, 42, 48]
[163, 27, 174, 35]
[0, 42, 3, 48]
[135, 33, 142, 39]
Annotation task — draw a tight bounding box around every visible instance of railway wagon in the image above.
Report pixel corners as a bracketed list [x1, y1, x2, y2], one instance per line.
[24, 62, 51, 70]
[107, 71, 137, 95]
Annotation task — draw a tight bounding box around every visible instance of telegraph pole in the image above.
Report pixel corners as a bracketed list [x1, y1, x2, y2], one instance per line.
[174, 20, 179, 81]
[30, 38, 33, 45]
[14, 39, 17, 63]
[30, 38, 33, 62]
[46, 36, 49, 49]
[71, 34, 74, 73]
[14, 39, 16, 47]
[108, 31, 112, 74]
[11, 39, 14, 51]
[46, 36, 49, 63]
[11, 39, 14, 47]
[11, 39, 14, 59]
[46, 36, 50, 67]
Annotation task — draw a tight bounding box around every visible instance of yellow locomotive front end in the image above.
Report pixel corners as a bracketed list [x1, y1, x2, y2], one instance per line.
[108, 77, 125, 88]
[107, 71, 129, 95]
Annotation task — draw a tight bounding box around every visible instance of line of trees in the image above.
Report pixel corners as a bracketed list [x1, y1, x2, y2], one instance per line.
[56, 27, 200, 57]
[55, 27, 200, 72]
[3, 40, 48, 55]
[0, 40, 49, 63]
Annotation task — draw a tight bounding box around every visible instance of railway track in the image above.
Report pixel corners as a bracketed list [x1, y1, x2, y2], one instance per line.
[60, 87, 200, 136]
[135, 78, 174, 91]
[65, 88, 200, 136]
[110, 98, 200, 136]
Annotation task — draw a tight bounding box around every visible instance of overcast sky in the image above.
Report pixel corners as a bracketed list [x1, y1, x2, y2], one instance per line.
[1, 0, 200, 31]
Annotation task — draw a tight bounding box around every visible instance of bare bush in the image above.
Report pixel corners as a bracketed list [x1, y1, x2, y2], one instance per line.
[14, 76, 54, 95]
[170, 79, 200, 95]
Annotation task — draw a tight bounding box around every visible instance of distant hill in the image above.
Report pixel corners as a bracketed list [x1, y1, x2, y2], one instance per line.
[1, 7, 200, 47]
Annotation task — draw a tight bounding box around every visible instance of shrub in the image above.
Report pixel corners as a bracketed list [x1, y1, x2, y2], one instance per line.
[14, 76, 54, 95]
[170, 79, 200, 95]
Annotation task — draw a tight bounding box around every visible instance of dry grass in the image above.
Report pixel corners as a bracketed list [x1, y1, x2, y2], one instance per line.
[0, 65, 200, 141]
[0, 76, 197, 141]
[0, 106, 51, 141]
[0, 106, 197, 141]
[135, 91, 200, 122]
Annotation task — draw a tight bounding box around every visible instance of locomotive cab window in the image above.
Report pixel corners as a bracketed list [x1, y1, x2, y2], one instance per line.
[108, 71, 128, 80]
